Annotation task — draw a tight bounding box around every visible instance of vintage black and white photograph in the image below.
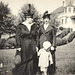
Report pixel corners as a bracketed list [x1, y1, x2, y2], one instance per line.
[0, 0, 75, 75]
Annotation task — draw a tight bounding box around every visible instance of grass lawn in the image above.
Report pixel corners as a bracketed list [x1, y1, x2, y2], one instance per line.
[0, 39, 75, 75]
[0, 49, 16, 75]
[55, 38, 75, 75]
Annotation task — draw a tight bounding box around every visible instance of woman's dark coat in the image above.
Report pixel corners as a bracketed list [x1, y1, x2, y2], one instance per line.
[39, 24, 56, 48]
[15, 23, 38, 75]
[39, 24, 56, 74]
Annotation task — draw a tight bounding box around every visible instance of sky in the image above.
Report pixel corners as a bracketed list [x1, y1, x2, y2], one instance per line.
[0, 0, 63, 16]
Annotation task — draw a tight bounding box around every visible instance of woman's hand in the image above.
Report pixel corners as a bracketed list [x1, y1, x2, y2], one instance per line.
[16, 48, 21, 51]
[36, 47, 39, 52]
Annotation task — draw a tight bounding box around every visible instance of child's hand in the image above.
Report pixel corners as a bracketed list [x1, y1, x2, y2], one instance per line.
[51, 46, 54, 51]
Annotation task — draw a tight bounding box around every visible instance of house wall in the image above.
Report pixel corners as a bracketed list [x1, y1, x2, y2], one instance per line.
[57, 0, 75, 30]
[59, 16, 75, 30]
[67, 7, 72, 13]
[58, 7, 75, 30]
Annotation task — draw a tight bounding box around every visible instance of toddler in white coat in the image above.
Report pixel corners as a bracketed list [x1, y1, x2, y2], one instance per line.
[37, 41, 54, 75]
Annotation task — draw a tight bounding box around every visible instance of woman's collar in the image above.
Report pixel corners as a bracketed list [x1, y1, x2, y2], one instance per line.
[22, 21, 33, 26]
[22, 21, 27, 25]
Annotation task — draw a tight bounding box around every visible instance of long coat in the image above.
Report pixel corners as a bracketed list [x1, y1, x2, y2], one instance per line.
[39, 24, 56, 48]
[39, 24, 56, 74]
[15, 23, 38, 75]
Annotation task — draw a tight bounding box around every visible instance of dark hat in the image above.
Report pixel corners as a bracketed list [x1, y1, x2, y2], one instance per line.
[43, 11, 50, 19]
[24, 4, 33, 18]
[25, 10, 33, 18]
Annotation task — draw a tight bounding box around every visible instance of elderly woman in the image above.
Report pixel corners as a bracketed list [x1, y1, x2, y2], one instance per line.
[15, 5, 38, 75]
[39, 11, 56, 74]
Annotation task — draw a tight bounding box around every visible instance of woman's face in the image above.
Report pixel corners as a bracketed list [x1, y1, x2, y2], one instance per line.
[43, 18, 50, 24]
[26, 17, 33, 24]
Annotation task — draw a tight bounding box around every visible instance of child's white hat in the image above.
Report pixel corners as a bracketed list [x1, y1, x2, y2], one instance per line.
[43, 41, 51, 49]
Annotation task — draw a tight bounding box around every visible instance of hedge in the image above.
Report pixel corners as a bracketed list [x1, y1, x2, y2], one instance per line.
[67, 31, 75, 43]
[59, 26, 64, 31]
[56, 37, 62, 46]
[57, 28, 70, 38]
[56, 31, 75, 46]
[1, 31, 75, 48]
[0, 39, 6, 49]
[4, 36, 16, 49]
[62, 31, 75, 43]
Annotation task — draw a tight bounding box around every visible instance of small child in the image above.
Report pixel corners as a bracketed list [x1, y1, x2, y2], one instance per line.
[37, 41, 54, 75]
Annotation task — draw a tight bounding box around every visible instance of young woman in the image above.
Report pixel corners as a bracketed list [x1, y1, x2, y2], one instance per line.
[15, 8, 38, 75]
[39, 11, 56, 74]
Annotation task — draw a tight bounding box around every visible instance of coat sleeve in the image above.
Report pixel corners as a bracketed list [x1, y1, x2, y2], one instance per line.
[33, 24, 40, 48]
[36, 26, 43, 49]
[36, 28, 40, 48]
[15, 25, 21, 48]
[52, 27, 56, 48]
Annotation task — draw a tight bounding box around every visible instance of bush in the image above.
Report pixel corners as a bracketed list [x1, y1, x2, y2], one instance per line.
[0, 39, 6, 49]
[62, 38, 67, 44]
[56, 37, 67, 46]
[68, 31, 75, 43]
[4, 36, 16, 49]
[56, 31, 75, 46]
[62, 31, 75, 43]
[57, 28, 70, 38]
[59, 26, 64, 31]
[56, 37, 62, 46]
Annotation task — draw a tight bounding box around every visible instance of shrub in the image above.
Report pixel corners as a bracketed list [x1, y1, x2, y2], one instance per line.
[59, 26, 64, 31]
[56, 37, 63, 46]
[62, 38, 67, 44]
[4, 36, 16, 49]
[56, 37, 67, 46]
[68, 31, 75, 43]
[62, 31, 75, 43]
[57, 28, 70, 38]
[56, 31, 75, 46]
[0, 39, 6, 49]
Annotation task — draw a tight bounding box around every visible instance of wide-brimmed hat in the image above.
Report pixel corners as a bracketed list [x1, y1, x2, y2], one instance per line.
[24, 4, 34, 18]
[43, 11, 50, 19]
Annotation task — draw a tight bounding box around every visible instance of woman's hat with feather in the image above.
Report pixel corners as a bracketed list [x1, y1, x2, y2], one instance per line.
[43, 11, 50, 19]
[24, 4, 34, 18]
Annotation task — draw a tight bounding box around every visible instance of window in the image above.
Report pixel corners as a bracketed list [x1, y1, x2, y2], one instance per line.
[69, 7, 71, 13]
[65, 19, 67, 24]
[65, 8, 67, 13]
[62, 19, 63, 24]
[73, 8, 75, 13]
